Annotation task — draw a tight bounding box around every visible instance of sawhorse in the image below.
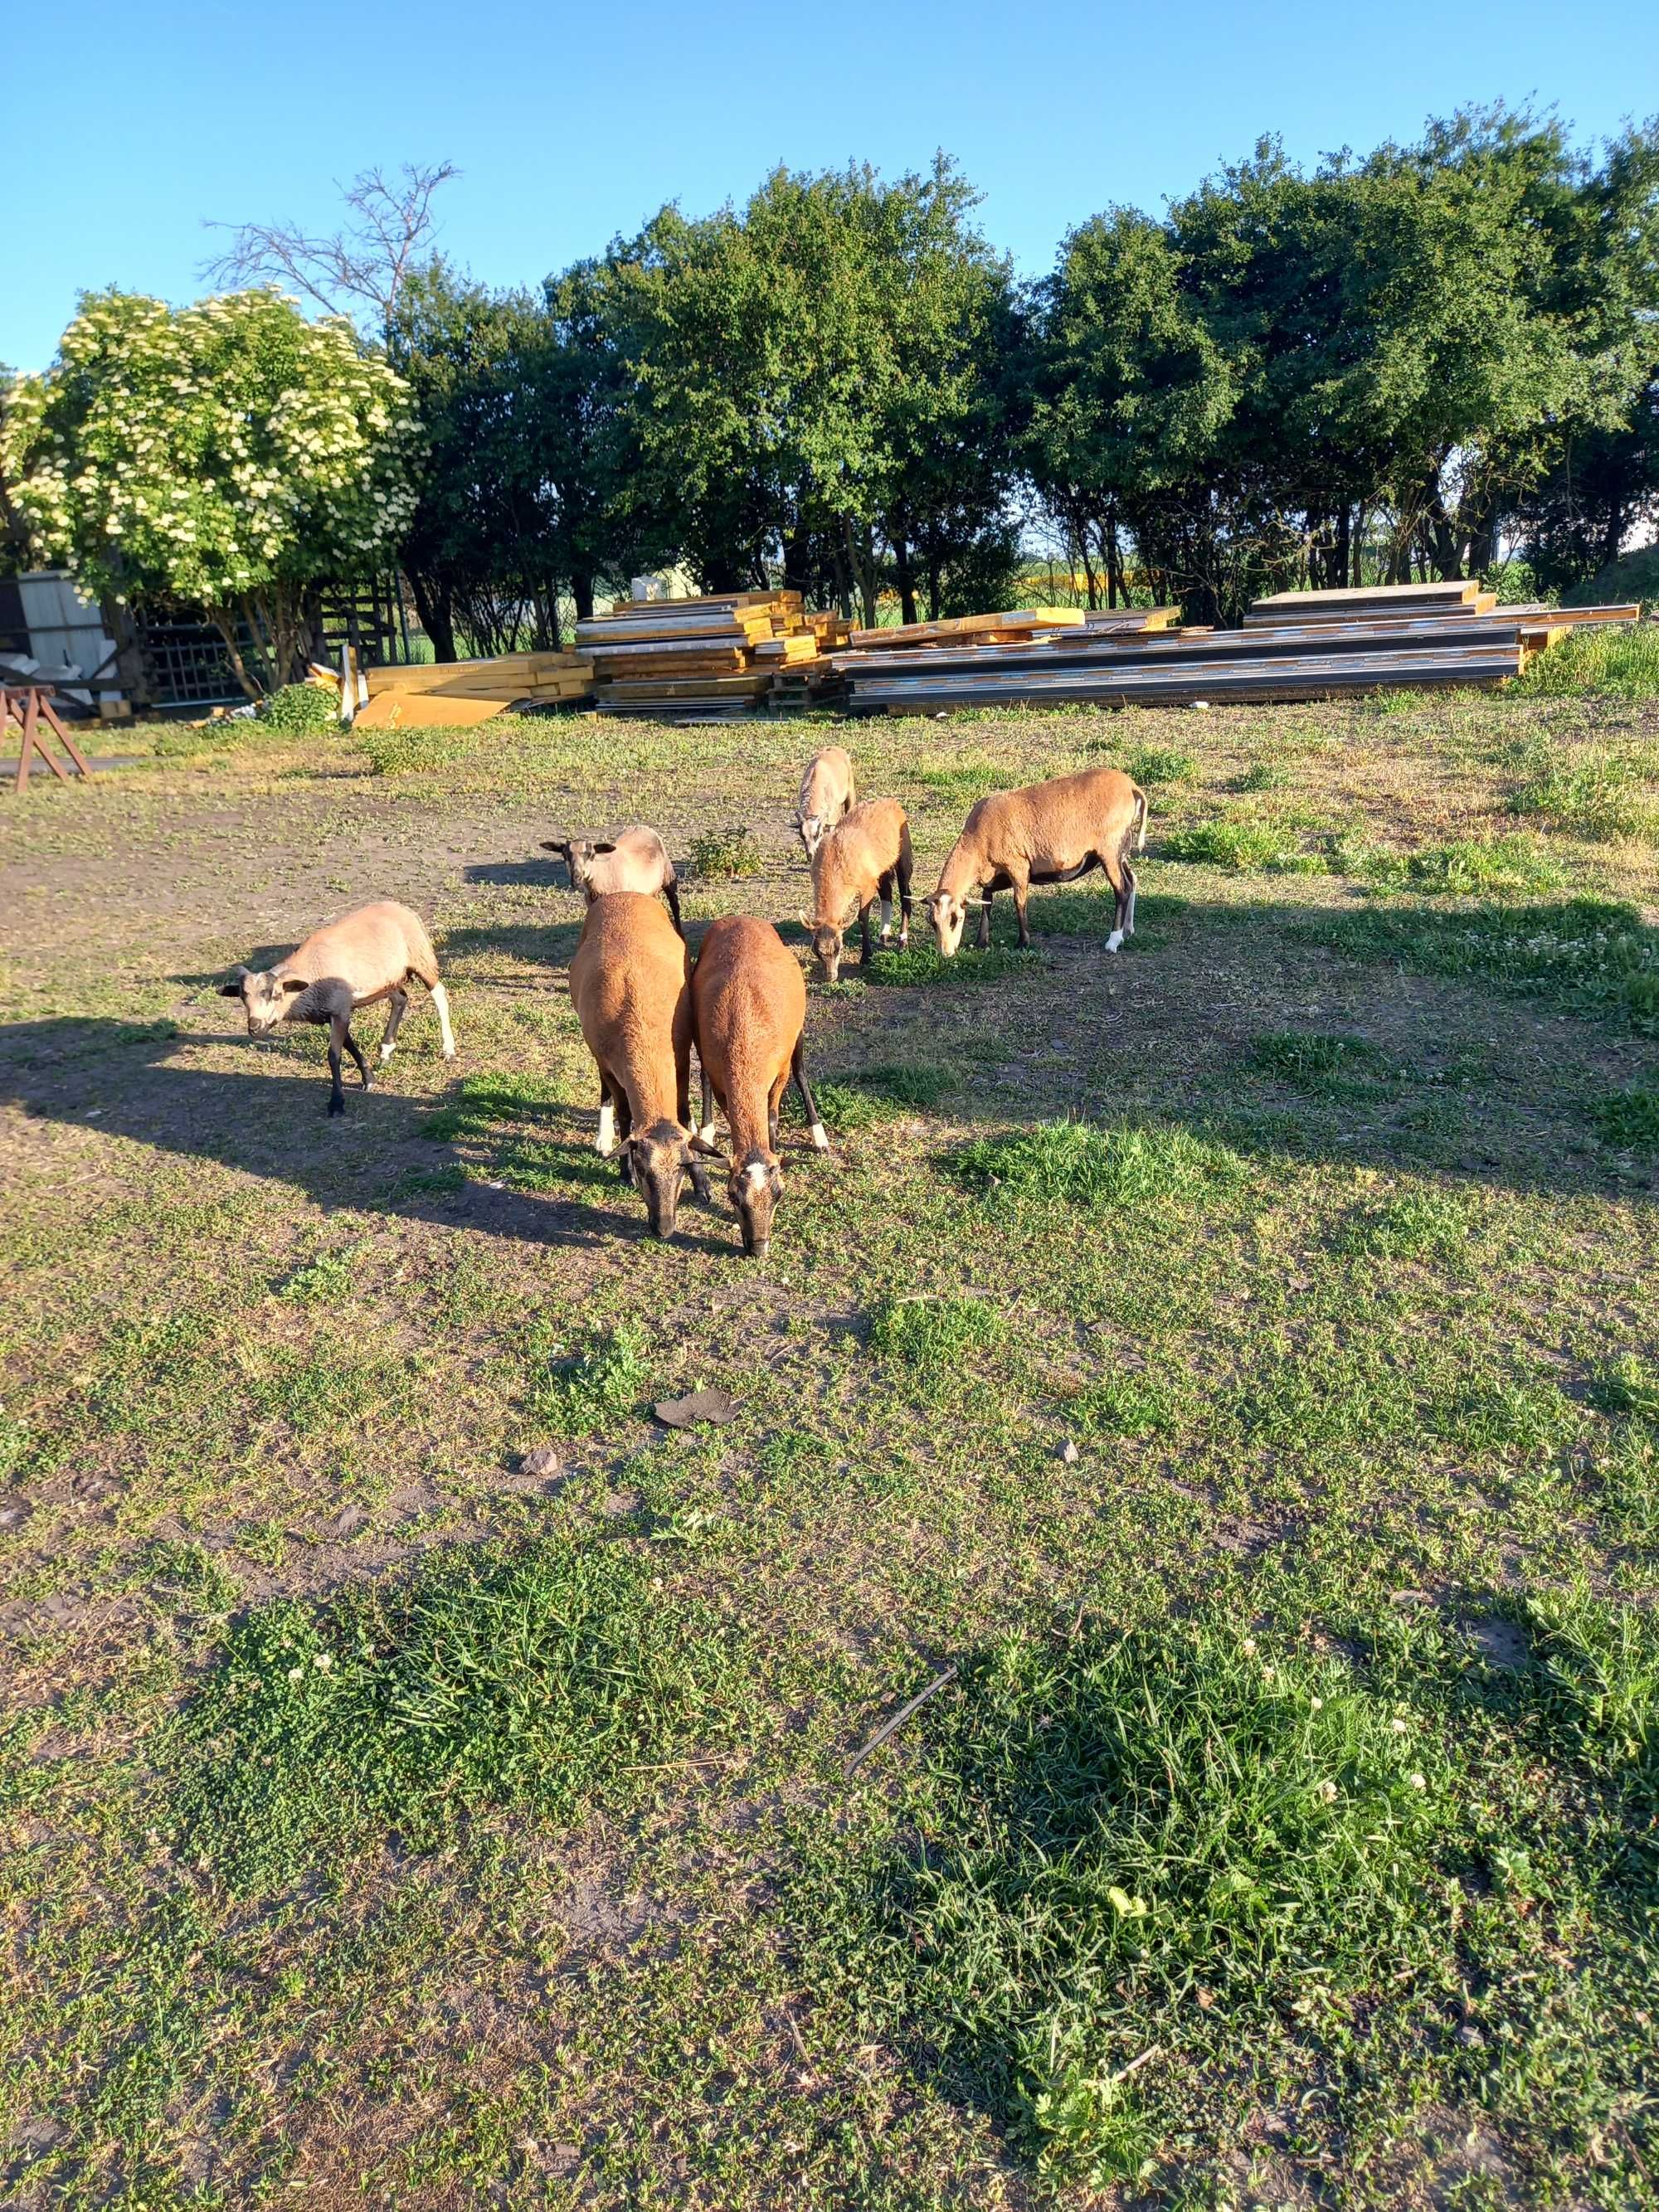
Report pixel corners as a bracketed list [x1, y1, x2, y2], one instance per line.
[3, 686, 94, 794]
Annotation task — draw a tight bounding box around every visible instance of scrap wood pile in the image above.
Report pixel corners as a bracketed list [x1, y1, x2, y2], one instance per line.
[357, 649, 592, 729]
[577, 592, 849, 720]
[829, 581, 1640, 713]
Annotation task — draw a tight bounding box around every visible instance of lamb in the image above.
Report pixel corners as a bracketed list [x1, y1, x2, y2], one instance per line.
[805, 796, 913, 983]
[567, 892, 708, 1238]
[924, 767, 1147, 957]
[690, 916, 828, 1260]
[793, 745, 857, 858]
[220, 898, 455, 1116]
[542, 824, 682, 936]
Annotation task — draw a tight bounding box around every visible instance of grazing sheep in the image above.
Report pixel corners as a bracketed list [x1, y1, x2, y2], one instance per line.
[806, 797, 913, 983]
[925, 767, 1147, 957]
[793, 745, 857, 858]
[691, 916, 827, 1260]
[220, 899, 455, 1116]
[567, 892, 708, 1238]
[542, 824, 683, 936]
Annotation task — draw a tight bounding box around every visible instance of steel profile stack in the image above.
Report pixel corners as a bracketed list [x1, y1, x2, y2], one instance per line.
[578, 591, 844, 720]
[827, 586, 1640, 714]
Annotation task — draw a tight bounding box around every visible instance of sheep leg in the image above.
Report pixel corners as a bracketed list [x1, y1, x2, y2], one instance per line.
[793, 1038, 829, 1152]
[699, 1066, 718, 1146]
[859, 900, 875, 966]
[343, 1028, 372, 1090]
[428, 981, 456, 1059]
[1102, 853, 1129, 953]
[1121, 853, 1139, 937]
[326, 1018, 351, 1115]
[876, 868, 895, 942]
[1008, 868, 1033, 949]
[379, 988, 409, 1063]
[896, 823, 914, 946]
[664, 878, 684, 940]
[976, 889, 994, 950]
[596, 1072, 617, 1156]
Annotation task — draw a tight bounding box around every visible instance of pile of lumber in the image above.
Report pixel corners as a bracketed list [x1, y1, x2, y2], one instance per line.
[830, 584, 1639, 714]
[357, 649, 592, 729]
[577, 593, 849, 720]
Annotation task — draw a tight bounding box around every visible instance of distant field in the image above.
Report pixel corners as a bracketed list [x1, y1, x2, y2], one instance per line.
[2, 685, 1657, 2209]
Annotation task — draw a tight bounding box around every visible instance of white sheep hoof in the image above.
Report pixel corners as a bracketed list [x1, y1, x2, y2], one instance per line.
[809, 1122, 830, 1152]
[1105, 930, 1125, 954]
[379, 1044, 396, 1063]
[698, 1122, 719, 1146]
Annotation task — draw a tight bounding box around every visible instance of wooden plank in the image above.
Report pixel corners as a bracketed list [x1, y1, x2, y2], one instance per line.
[1249, 581, 1481, 613]
[352, 693, 510, 730]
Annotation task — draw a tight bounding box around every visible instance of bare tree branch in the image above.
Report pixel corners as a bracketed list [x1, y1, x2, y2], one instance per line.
[200, 161, 460, 332]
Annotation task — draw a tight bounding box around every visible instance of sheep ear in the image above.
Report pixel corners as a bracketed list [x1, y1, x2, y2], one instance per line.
[218, 965, 251, 995]
[541, 839, 567, 854]
[280, 975, 308, 994]
[689, 1133, 727, 1160]
[593, 840, 616, 856]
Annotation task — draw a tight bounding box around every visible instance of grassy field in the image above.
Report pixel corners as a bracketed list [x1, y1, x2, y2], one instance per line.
[2, 683, 1657, 2210]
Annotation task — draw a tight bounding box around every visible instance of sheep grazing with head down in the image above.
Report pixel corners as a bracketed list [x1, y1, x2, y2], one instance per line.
[925, 766, 1147, 957]
[542, 824, 682, 936]
[567, 892, 708, 1239]
[220, 899, 455, 1116]
[793, 745, 856, 858]
[690, 916, 827, 1261]
[806, 797, 913, 983]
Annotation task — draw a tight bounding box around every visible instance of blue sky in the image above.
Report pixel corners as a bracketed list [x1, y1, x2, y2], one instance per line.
[6, 0, 1657, 371]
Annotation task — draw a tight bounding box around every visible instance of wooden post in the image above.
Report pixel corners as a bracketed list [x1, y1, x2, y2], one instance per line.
[7, 685, 93, 792]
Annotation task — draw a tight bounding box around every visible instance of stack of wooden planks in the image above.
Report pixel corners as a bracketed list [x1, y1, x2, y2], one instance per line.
[578, 592, 846, 720]
[357, 650, 592, 729]
[830, 586, 1640, 714]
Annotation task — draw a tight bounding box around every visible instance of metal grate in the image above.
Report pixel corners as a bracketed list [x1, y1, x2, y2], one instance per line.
[138, 619, 249, 707]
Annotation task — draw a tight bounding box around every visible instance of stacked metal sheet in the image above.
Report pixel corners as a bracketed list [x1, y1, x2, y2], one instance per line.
[829, 586, 1640, 713]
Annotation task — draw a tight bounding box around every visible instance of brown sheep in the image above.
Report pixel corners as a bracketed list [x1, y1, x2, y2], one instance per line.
[806, 797, 913, 983]
[567, 892, 708, 1237]
[220, 899, 455, 1116]
[793, 745, 857, 858]
[690, 916, 828, 1260]
[925, 767, 1147, 956]
[542, 824, 683, 936]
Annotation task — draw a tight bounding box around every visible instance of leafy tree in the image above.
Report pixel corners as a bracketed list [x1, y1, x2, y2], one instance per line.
[0, 289, 419, 696]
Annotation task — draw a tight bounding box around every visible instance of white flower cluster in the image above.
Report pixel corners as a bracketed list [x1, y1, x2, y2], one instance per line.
[0, 287, 421, 614]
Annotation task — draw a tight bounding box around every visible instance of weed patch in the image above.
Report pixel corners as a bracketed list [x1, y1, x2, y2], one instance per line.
[526, 1324, 649, 1436]
[1511, 622, 1659, 700]
[1360, 834, 1564, 898]
[1590, 1087, 1659, 1151]
[170, 1536, 738, 1896]
[1119, 744, 1194, 787]
[1250, 1030, 1392, 1095]
[1338, 1187, 1474, 1260]
[421, 1072, 558, 1143]
[913, 760, 1010, 809]
[949, 1120, 1244, 1208]
[1306, 897, 1659, 1035]
[868, 1293, 1003, 1369]
[1509, 751, 1656, 840]
[864, 943, 1041, 986]
[1163, 819, 1305, 872]
[689, 825, 762, 880]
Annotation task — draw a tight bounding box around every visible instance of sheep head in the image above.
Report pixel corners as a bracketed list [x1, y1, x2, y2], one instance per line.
[730, 1150, 784, 1260]
[621, 1117, 706, 1239]
[926, 890, 969, 958]
[810, 923, 845, 983]
[542, 837, 596, 894]
[796, 812, 825, 858]
[219, 965, 306, 1033]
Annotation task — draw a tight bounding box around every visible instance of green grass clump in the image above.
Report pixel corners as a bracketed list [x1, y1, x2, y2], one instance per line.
[276, 1248, 357, 1305]
[421, 1072, 557, 1143]
[258, 683, 341, 735]
[1362, 834, 1564, 898]
[805, 1621, 1457, 2190]
[169, 1536, 737, 1897]
[914, 760, 1010, 809]
[1162, 819, 1301, 871]
[527, 1324, 649, 1436]
[1234, 759, 1289, 791]
[1590, 1087, 1659, 1151]
[1588, 1354, 1659, 1429]
[1307, 897, 1659, 1035]
[1119, 744, 1194, 787]
[1068, 1372, 1185, 1440]
[689, 825, 763, 879]
[1338, 1187, 1473, 1260]
[868, 1293, 1002, 1368]
[1511, 623, 1659, 700]
[1509, 751, 1655, 840]
[1249, 1029, 1389, 1094]
[354, 727, 475, 775]
[949, 1120, 1243, 1208]
[864, 942, 1040, 986]
[818, 1062, 959, 1127]
[802, 1609, 1658, 2195]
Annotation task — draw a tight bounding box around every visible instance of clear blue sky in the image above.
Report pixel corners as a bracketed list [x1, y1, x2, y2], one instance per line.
[6, 0, 1656, 372]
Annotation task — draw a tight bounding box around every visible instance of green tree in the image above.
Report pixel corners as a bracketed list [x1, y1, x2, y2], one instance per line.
[0, 289, 418, 696]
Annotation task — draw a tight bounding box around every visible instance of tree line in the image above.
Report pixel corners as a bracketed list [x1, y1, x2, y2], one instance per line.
[5, 107, 1658, 680]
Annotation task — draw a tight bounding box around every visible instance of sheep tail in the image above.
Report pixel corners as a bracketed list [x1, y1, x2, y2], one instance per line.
[1132, 785, 1148, 853]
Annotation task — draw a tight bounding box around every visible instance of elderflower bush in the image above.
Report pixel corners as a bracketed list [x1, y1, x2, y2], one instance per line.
[0, 288, 419, 691]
